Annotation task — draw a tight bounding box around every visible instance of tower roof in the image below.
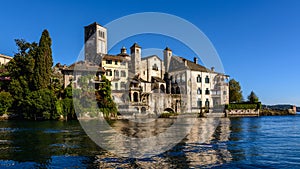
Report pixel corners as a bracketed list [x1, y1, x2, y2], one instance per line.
[130, 43, 141, 49]
[164, 47, 172, 51]
[84, 22, 104, 28]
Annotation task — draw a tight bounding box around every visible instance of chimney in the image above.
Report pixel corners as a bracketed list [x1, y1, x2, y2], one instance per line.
[193, 57, 198, 64]
[211, 67, 215, 72]
[183, 59, 187, 66]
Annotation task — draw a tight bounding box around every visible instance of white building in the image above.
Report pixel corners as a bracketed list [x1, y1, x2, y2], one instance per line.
[62, 22, 229, 114]
[0, 54, 12, 65]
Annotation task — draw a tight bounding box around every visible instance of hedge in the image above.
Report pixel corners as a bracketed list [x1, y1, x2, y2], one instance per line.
[226, 102, 261, 110]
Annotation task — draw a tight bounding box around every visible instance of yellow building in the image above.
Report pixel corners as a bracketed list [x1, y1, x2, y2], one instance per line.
[101, 47, 130, 91]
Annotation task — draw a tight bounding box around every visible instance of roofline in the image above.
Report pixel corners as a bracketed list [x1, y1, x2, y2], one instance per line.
[141, 55, 162, 61]
[0, 54, 13, 59]
[84, 22, 106, 28]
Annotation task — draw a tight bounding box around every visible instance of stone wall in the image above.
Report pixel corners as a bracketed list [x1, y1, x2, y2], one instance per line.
[225, 109, 259, 117]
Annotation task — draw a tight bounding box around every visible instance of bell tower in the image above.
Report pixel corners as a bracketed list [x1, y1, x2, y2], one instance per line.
[164, 47, 172, 72]
[130, 43, 141, 76]
[84, 22, 107, 63]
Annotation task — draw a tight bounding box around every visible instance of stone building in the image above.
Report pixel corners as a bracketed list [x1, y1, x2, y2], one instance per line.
[167, 56, 229, 113]
[61, 22, 229, 115]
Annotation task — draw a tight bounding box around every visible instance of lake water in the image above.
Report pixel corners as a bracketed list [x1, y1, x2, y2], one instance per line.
[0, 114, 300, 168]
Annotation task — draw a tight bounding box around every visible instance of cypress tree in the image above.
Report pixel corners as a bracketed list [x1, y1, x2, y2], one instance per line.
[33, 30, 53, 90]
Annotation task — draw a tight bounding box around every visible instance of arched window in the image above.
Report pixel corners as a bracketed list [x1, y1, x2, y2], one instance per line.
[133, 92, 139, 102]
[205, 99, 210, 108]
[205, 76, 210, 83]
[197, 88, 202, 95]
[205, 88, 210, 95]
[197, 75, 201, 83]
[160, 84, 165, 93]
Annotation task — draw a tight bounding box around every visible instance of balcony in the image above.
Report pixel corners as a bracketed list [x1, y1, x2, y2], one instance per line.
[211, 90, 221, 97]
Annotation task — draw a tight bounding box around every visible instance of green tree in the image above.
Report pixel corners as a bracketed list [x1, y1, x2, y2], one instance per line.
[7, 39, 37, 90]
[6, 40, 37, 115]
[33, 30, 53, 90]
[23, 89, 56, 120]
[229, 79, 243, 103]
[96, 76, 117, 118]
[55, 85, 78, 121]
[0, 91, 14, 115]
[6, 31, 56, 120]
[247, 91, 259, 103]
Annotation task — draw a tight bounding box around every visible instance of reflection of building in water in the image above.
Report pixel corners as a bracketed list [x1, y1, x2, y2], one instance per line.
[185, 118, 232, 167]
[87, 118, 232, 168]
[60, 22, 229, 115]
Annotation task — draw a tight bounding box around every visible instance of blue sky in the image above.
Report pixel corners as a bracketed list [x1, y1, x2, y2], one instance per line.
[1, 0, 300, 105]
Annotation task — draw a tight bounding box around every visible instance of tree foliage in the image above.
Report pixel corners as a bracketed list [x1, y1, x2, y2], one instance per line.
[96, 76, 117, 118]
[247, 91, 259, 103]
[0, 91, 14, 115]
[2, 29, 118, 120]
[5, 30, 57, 120]
[229, 79, 243, 103]
[33, 30, 53, 90]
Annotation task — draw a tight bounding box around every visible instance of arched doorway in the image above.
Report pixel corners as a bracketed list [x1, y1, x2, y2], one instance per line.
[164, 108, 175, 113]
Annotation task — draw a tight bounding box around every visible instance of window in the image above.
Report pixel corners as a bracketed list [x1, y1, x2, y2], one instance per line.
[121, 82, 126, 89]
[114, 70, 119, 77]
[115, 83, 118, 90]
[106, 60, 112, 64]
[205, 88, 210, 95]
[115, 61, 118, 65]
[121, 70, 126, 77]
[106, 69, 112, 76]
[197, 88, 202, 95]
[197, 75, 201, 83]
[197, 99, 202, 108]
[121, 61, 126, 66]
[205, 76, 210, 83]
[152, 64, 158, 71]
[205, 99, 210, 108]
[223, 91, 227, 95]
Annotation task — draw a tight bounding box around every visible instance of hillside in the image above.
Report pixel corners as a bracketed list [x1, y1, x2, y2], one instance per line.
[262, 104, 299, 112]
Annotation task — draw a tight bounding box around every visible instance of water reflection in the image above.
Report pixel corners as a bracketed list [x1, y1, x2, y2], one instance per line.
[92, 118, 233, 168]
[3, 116, 298, 168]
[0, 121, 102, 168]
